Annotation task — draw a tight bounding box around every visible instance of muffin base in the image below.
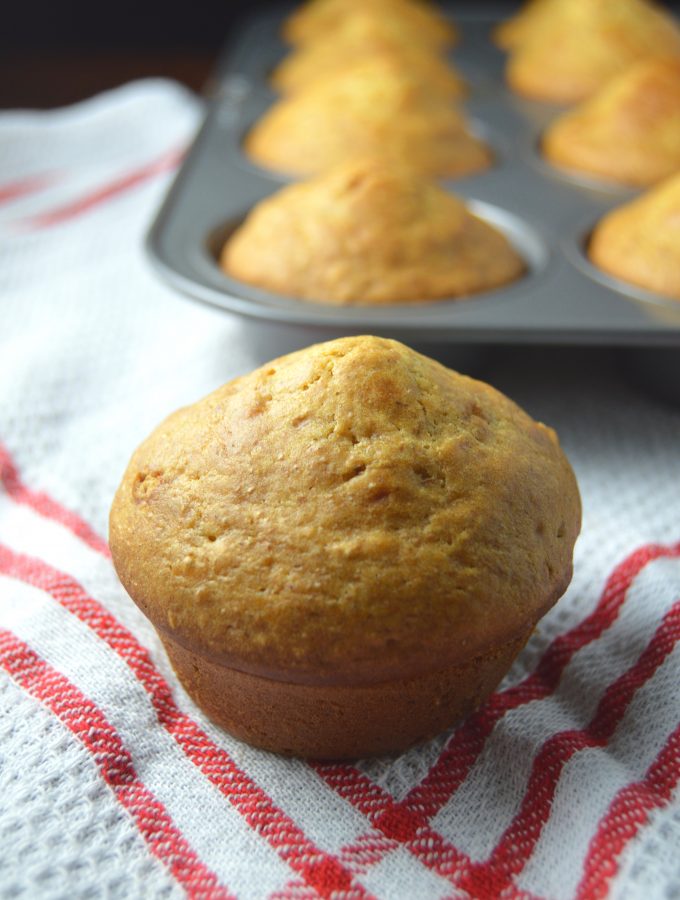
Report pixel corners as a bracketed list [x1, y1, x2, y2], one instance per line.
[161, 629, 532, 759]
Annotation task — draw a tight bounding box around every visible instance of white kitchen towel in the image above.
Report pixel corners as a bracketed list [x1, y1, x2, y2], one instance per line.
[1, 79, 680, 900]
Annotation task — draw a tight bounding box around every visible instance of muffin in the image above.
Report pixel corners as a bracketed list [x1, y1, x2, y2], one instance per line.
[221, 158, 525, 304]
[542, 59, 680, 187]
[283, 0, 457, 49]
[493, 0, 561, 51]
[506, 0, 680, 104]
[589, 172, 680, 299]
[109, 336, 581, 759]
[271, 12, 466, 98]
[244, 59, 491, 178]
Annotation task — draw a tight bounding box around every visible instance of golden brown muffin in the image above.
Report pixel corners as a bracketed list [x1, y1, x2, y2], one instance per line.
[283, 0, 457, 49]
[271, 12, 466, 98]
[244, 59, 491, 178]
[493, 0, 562, 51]
[222, 158, 525, 304]
[109, 336, 581, 759]
[506, 0, 680, 104]
[589, 172, 680, 299]
[542, 59, 680, 187]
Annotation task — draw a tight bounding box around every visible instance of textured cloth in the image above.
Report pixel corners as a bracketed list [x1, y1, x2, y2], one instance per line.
[1, 79, 680, 900]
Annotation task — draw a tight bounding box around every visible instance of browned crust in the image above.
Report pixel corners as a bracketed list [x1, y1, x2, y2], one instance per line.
[242, 59, 492, 179]
[109, 337, 582, 686]
[492, 0, 552, 51]
[162, 627, 533, 759]
[282, 0, 458, 50]
[541, 60, 680, 188]
[588, 173, 680, 300]
[271, 20, 466, 98]
[221, 159, 524, 306]
[152, 562, 572, 688]
[505, 0, 680, 105]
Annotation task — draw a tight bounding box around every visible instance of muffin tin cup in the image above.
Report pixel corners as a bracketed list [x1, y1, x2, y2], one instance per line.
[146, 5, 680, 347]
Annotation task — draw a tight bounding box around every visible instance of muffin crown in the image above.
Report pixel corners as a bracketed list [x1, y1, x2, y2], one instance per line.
[257, 56, 465, 128]
[589, 172, 680, 298]
[271, 19, 467, 98]
[542, 58, 680, 186]
[506, 0, 680, 103]
[222, 158, 523, 304]
[494, 0, 561, 50]
[110, 337, 581, 685]
[283, 0, 457, 48]
[244, 57, 491, 178]
[577, 57, 680, 123]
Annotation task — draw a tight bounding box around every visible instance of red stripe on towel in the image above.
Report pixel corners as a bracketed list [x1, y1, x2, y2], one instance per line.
[314, 764, 468, 885]
[0, 628, 234, 900]
[316, 543, 680, 892]
[0, 173, 55, 205]
[576, 721, 680, 899]
[406, 542, 680, 823]
[0, 442, 111, 557]
[456, 601, 680, 897]
[0, 543, 372, 900]
[18, 148, 183, 229]
[3, 440, 679, 898]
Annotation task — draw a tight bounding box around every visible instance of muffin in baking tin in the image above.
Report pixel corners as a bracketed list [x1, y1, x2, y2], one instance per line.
[245, 57, 491, 179]
[589, 172, 680, 300]
[271, 14, 466, 99]
[493, 0, 562, 51]
[542, 59, 680, 188]
[109, 336, 581, 759]
[282, 0, 457, 49]
[222, 157, 524, 305]
[505, 0, 680, 104]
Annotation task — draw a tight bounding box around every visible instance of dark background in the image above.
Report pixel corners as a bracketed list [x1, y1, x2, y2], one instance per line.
[0, 0, 280, 107]
[2, 0, 679, 108]
[0, 0, 517, 108]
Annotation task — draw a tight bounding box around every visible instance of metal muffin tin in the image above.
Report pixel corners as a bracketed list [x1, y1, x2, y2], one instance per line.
[146, 4, 680, 345]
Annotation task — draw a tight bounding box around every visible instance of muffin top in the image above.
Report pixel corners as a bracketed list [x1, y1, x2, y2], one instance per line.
[493, 0, 562, 51]
[271, 14, 467, 98]
[245, 58, 491, 178]
[589, 172, 680, 299]
[109, 336, 581, 686]
[506, 0, 680, 104]
[283, 0, 457, 49]
[542, 59, 680, 187]
[222, 158, 525, 304]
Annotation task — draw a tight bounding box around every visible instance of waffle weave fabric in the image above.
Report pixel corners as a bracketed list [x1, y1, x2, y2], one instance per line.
[1, 80, 680, 900]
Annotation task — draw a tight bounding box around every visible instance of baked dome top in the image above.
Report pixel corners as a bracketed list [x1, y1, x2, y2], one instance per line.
[493, 0, 563, 51]
[222, 158, 524, 304]
[542, 59, 680, 187]
[271, 13, 466, 98]
[244, 57, 491, 178]
[506, 0, 680, 104]
[109, 336, 581, 685]
[283, 0, 457, 49]
[589, 172, 680, 299]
